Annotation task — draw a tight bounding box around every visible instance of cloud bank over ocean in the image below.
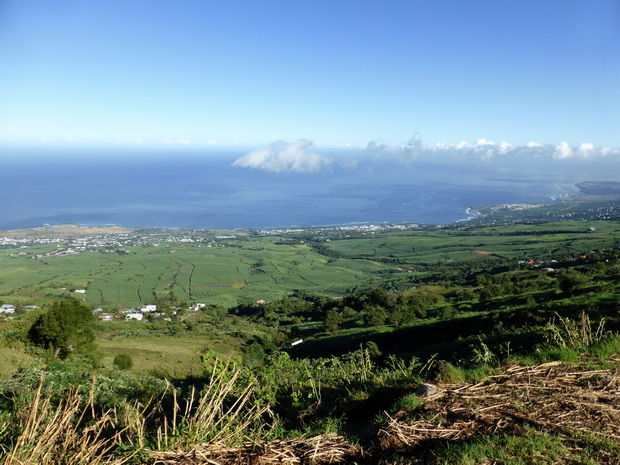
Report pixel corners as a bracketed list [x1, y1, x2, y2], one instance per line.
[428, 139, 620, 161]
[232, 139, 332, 173]
[233, 138, 620, 173]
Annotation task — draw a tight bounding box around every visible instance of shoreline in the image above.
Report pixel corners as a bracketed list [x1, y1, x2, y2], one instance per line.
[455, 207, 481, 223]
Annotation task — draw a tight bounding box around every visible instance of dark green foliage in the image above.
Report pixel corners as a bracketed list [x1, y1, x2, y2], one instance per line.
[244, 341, 267, 369]
[365, 340, 382, 358]
[324, 310, 343, 333]
[438, 304, 458, 320]
[557, 269, 588, 295]
[525, 294, 536, 307]
[113, 353, 133, 370]
[27, 300, 98, 361]
[364, 304, 387, 327]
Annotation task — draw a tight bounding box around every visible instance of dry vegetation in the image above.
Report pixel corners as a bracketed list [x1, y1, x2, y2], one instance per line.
[119, 361, 620, 464]
[379, 361, 620, 463]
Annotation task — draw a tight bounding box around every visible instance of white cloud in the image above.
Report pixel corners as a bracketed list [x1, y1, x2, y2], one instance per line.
[552, 142, 573, 159]
[366, 141, 401, 155]
[67, 136, 75, 142]
[427, 139, 618, 161]
[498, 141, 513, 154]
[232, 139, 333, 173]
[575, 142, 595, 157]
[600, 147, 620, 156]
[177, 139, 190, 144]
[365, 134, 422, 163]
[162, 138, 172, 144]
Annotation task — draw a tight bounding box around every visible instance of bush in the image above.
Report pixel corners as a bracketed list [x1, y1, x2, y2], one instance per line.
[113, 353, 133, 370]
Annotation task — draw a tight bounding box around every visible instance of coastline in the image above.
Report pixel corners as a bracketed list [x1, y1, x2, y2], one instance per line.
[455, 207, 481, 223]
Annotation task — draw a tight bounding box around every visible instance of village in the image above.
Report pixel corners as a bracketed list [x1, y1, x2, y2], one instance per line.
[0, 300, 210, 323]
[93, 302, 214, 322]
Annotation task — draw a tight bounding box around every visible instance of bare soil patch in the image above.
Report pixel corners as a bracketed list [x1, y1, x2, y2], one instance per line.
[0, 224, 133, 238]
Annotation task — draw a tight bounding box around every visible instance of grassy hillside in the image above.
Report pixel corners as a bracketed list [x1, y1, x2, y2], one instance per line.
[2, 216, 620, 463]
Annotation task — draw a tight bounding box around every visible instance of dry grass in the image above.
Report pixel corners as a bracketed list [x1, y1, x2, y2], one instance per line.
[1, 373, 131, 465]
[147, 361, 620, 464]
[1, 360, 272, 465]
[154, 359, 272, 451]
[149, 433, 360, 465]
[379, 360, 620, 452]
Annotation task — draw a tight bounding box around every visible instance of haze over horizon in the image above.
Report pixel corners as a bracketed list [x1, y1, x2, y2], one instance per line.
[1, 1, 619, 154]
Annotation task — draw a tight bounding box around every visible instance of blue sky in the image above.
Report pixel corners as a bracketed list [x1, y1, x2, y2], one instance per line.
[1, 0, 619, 150]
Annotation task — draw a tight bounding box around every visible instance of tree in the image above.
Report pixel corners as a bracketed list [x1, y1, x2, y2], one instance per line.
[28, 300, 98, 361]
[244, 341, 266, 369]
[438, 304, 457, 320]
[365, 304, 387, 327]
[557, 270, 588, 295]
[367, 288, 388, 307]
[324, 310, 343, 333]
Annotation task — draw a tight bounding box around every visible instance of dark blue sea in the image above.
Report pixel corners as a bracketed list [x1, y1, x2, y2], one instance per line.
[1, 146, 616, 231]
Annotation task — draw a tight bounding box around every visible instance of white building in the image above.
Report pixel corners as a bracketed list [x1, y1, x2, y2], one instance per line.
[0, 304, 16, 314]
[126, 313, 144, 321]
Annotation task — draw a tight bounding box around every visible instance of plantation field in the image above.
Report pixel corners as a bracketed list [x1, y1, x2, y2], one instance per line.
[0, 241, 366, 308]
[1, 220, 620, 309]
[323, 221, 620, 263]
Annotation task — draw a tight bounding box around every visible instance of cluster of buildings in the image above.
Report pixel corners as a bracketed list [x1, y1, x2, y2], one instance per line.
[258, 223, 421, 236]
[0, 304, 16, 314]
[484, 203, 549, 213]
[94, 303, 206, 322]
[2, 229, 233, 261]
[0, 304, 40, 314]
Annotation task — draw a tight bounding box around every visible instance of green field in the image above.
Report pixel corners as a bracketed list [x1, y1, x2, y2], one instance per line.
[98, 336, 216, 379]
[1, 220, 619, 309]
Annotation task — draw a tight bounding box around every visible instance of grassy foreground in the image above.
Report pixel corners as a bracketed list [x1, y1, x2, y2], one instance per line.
[1, 344, 619, 464]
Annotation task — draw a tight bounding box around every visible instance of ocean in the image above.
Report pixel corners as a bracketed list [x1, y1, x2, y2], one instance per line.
[1, 146, 616, 231]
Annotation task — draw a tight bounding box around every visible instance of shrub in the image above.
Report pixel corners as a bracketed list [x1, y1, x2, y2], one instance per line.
[113, 353, 133, 370]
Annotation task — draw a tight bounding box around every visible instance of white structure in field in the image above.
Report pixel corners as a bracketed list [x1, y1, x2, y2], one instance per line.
[140, 305, 157, 312]
[126, 313, 144, 321]
[0, 304, 16, 314]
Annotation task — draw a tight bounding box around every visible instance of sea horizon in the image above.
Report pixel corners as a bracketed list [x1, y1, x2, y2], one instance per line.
[2, 146, 615, 232]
